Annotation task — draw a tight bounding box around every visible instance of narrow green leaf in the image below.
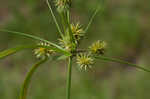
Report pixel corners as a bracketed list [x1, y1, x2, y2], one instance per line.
[0, 45, 33, 59]
[0, 44, 71, 59]
[46, 0, 64, 38]
[95, 56, 150, 73]
[0, 29, 71, 56]
[20, 57, 48, 99]
[85, 6, 103, 33]
[0, 29, 59, 48]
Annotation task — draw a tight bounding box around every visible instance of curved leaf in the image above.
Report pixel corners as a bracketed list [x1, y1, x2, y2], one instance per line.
[0, 44, 71, 59]
[20, 57, 48, 99]
[0, 45, 33, 59]
[95, 56, 150, 73]
[0, 29, 71, 56]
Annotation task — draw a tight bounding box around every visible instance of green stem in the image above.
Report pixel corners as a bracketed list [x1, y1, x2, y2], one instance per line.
[67, 10, 70, 24]
[66, 16, 74, 43]
[20, 58, 48, 99]
[60, 13, 68, 33]
[46, 0, 64, 38]
[66, 57, 73, 99]
[85, 7, 100, 32]
[95, 56, 150, 73]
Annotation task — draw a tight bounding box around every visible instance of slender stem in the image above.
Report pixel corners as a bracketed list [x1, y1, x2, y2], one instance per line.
[60, 13, 68, 33]
[20, 58, 48, 99]
[85, 7, 100, 33]
[95, 56, 150, 73]
[67, 10, 70, 25]
[62, 8, 74, 43]
[66, 57, 73, 99]
[46, 0, 64, 38]
[85, 0, 105, 33]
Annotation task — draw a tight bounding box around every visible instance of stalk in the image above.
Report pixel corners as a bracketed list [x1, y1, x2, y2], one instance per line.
[60, 13, 68, 33]
[95, 56, 150, 73]
[46, 0, 64, 38]
[85, 7, 100, 33]
[20, 57, 48, 99]
[66, 57, 73, 99]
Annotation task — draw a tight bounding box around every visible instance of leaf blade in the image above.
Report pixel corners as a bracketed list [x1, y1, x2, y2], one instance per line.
[20, 57, 48, 99]
[95, 56, 150, 73]
[0, 45, 33, 59]
[0, 29, 71, 56]
[46, 0, 64, 38]
[85, 3, 105, 33]
[0, 44, 71, 59]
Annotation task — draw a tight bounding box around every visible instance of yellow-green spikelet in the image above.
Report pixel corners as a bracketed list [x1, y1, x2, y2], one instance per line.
[34, 42, 55, 59]
[89, 40, 106, 55]
[76, 53, 94, 70]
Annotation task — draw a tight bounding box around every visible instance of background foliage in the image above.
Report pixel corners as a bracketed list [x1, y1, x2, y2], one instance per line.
[0, 0, 150, 99]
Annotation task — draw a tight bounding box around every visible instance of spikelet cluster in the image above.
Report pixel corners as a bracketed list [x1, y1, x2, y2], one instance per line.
[53, 0, 107, 71]
[71, 23, 85, 44]
[34, 42, 55, 59]
[55, 0, 71, 13]
[58, 22, 84, 52]
[89, 40, 106, 55]
[76, 53, 94, 70]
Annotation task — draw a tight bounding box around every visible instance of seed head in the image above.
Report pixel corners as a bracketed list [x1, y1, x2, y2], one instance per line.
[76, 53, 94, 70]
[34, 42, 55, 59]
[89, 40, 106, 55]
[71, 23, 85, 43]
[55, 0, 71, 13]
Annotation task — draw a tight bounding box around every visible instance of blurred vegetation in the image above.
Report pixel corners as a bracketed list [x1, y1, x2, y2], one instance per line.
[0, 0, 150, 99]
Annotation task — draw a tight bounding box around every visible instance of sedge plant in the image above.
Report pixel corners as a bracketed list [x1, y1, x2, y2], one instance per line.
[0, 0, 150, 99]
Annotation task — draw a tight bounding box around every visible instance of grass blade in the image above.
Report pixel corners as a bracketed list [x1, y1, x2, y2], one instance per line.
[0, 45, 31, 59]
[46, 0, 64, 38]
[0, 44, 71, 59]
[0, 29, 71, 56]
[85, 6, 104, 33]
[20, 57, 48, 99]
[0, 29, 59, 48]
[95, 56, 150, 73]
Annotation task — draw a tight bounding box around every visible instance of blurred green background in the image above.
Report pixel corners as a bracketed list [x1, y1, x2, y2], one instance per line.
[0, 0, 150, 99]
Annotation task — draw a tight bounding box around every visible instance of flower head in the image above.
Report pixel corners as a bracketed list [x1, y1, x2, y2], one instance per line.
[76, 53, 94, 70]
[71, 23, 85, 43]
[55, 0, 71, 13]
[34, 42, 55, 59]
[89, 40, 106, 55]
